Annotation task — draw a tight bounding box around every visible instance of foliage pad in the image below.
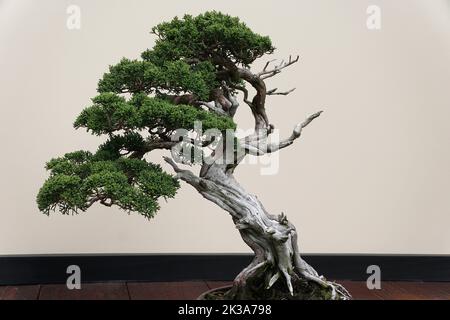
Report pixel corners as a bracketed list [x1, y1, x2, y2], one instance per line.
[37, 11, 267, 217]
[74, 93, 236, 136]
[37, 151, 179, 218]
[147, 11, 274, 66]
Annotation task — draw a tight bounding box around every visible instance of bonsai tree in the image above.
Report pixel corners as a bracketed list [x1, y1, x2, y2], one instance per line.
[37, 12, 350, 300]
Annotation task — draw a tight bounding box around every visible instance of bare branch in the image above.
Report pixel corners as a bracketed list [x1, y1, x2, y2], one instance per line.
[258, 55, 300, 80]
[163, 156, 201, 188]
[267, 88, 297, 96]
[299, 110, 323, 129]
[163, 156, 183, 173]
[86, 196, 101, 208]
[242, 111, 323, 156]
[212, 54, 269, 129]
[129, 140, 177, 160]
[230, 84, 253, 109]
[84, 195, 115, 210]
[100, 199, 114, 207]
[262, 59, 277, 72]
[267, 110, 323, 153]
[199, 100, 230, 117]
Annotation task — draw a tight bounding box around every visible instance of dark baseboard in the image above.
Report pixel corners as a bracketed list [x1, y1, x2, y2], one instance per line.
[0, 254, 449, 285]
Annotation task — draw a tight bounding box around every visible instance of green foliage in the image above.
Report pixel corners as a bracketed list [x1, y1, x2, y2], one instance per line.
[147, 11, 274, 66]
[74, 93, 236, 135]
[37, 151, 180, 218]
[98, 11, 274, 101]
[95, 133, 146, 161]
[38, 11, 268, 218]
[98, 58, 217, 100]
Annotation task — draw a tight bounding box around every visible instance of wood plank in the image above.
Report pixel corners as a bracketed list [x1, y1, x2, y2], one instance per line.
[206, 281, 233, 290]
[432, 282, 450, 294]
[337, 281, 382, 300]
[38, 283, 129, 300]
[0, 287, 6, 299]
[1, 281, 448, 300]
[127, 281, 210, 300]
[0, 285, 40, 300]
[371, 282, 421, 300]
[205, 281, 450, 300]
[390, 282, 450, 300]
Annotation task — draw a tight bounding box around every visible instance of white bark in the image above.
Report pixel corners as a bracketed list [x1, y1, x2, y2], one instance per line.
[165, 156, 351, 300]
[163, 53, 351, 299]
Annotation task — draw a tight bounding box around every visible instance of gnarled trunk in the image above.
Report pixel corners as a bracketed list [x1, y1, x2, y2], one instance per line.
[166, 157, 351, 300]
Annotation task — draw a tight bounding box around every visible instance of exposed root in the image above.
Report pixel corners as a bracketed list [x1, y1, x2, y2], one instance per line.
[282, 269, 294, 296]
[221, 254, 351, 301]
[166, 157, 351, 301]
[221, 268, 351, 301]
[245, 261, 268, 276]
[298, 268, 351, 300]
[267, 272, 280, 289]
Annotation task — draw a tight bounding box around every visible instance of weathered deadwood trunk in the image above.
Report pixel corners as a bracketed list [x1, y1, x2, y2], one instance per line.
[166, 157, 351, 300]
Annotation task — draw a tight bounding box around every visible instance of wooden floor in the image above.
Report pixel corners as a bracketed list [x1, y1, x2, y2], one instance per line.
[0, 281, 449, 300]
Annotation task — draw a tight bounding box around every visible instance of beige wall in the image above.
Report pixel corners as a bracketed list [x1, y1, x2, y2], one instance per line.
[1, 0, 449, 255]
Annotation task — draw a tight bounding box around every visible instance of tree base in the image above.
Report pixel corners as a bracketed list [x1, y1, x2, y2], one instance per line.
[200, 278, 351, 300]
